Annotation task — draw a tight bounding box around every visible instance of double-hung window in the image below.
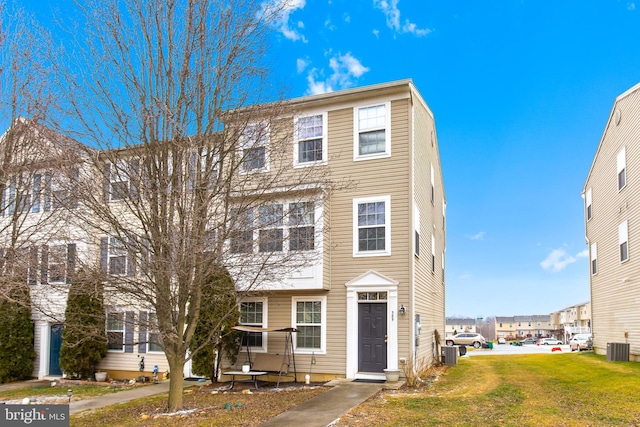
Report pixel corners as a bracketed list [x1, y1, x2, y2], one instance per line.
[108, 237, 127, 275]
[241, 123, 269, 173]
[147, 312, 163, 352]
[354, 103, 390, 160]
[48, 245, 68, 283]
[617, 147, 626, 191]
[585, 188, 592, 221]
[294, 113, 326, 166]
[107, 311, 125, 351]
[292, 296, 326, 353]
[230, 209, 254, 254]
[240, 299, 267, 351]
[619, 221, 629, 262]
[591, 242, 598, 275]
[289, 202, 315, 251]
[353, 196, 391, 256]
[258, 204, 284, 253]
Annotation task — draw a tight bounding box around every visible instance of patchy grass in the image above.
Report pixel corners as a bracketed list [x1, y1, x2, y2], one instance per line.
[70, 383, 326, 427]
[337, 353, 640, 426]
[0, 381, 133, 404]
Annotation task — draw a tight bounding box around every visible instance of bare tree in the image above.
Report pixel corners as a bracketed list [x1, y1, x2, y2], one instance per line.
[47, 0, 337, 410]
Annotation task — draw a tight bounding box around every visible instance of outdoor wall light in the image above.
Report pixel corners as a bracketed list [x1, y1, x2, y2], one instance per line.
[399, 305, 406, 315]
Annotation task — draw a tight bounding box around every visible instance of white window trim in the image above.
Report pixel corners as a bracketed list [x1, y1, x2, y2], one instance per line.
[413, 203, 420, 257]
[106, 309, 125, 353]
[585, 187, 592, 221]
[47, 244, 68, 284]
[239, 297, 268, 353]
[619, 221, 629, 263]
[145, 312, 164, 354]
[240, 123, 270, 174]
[617, 146, 626, 191]
[291, 295, 326, 354]
[353, 195, 391, 257]
[353, 102, 391, 161]
[591, 242, 598, 275]
[293, 112, 328, 168]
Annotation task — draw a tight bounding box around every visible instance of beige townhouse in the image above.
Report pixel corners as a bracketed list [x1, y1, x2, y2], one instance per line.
[583, 82, 640, 361]
[1, 79, 446, 382]
[445, 317, 476, 338]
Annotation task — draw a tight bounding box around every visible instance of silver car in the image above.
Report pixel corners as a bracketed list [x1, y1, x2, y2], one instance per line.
[570, 334, 592, 351]
[445, 333, 486, 348]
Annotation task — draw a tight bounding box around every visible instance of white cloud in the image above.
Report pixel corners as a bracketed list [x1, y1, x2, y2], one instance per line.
[628, 2, 636, 11]
[576, 249, 589, 258]
[372, 29, 380, 38]
[540, 247, 583, 272]
[296, 58, 309, 73]
[268, 0, 308, 42]
[304, 52, 370, 95]
[467, 232, 486, 240]
[372, 0, 431, 37]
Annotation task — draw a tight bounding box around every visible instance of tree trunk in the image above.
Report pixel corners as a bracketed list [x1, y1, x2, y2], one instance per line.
[167, 356, 185, 412]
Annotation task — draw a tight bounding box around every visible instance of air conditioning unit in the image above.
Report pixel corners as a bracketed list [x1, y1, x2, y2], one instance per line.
[606, 342, 630, 362]
[441, 346, 458, 365]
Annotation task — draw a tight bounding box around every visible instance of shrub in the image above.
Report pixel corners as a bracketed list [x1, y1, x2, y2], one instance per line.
[0, 282, 36, 383]
[191, 265, 240, 380]
[59, 270, 108, 379]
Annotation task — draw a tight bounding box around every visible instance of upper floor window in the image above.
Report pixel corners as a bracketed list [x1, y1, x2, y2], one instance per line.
[619, 221, 629, 262]
[258, 204, 284, 253]
[289, 202, 315, 251]
[100, 237, 135, 276]
[353, 196, 391, 256]
[413, 204, 420, 257]
[230, 209, 254, 254]
[294, 113, 327, 166]
[354, 103, 390, 160]
[585, 188, 592, 221]
[430, 164, 435, 205]
[104, 160, 138, 202]
[591, 242, 598, 275]
[240, 123, 269, 173]
[617, 147, 626, 191]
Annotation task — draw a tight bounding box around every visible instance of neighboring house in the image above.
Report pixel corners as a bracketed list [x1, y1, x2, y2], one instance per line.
[1, 79, 446, 381]
[445, 317, 476, 338]
[549, 302, 591, 342]
[583, 82, 640, 362]
[494, 315, 552, 340]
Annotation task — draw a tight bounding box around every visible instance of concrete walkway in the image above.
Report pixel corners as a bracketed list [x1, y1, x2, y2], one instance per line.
[258, 379, 390, 427]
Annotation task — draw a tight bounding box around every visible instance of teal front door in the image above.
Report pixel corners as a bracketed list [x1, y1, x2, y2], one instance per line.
[49, 324, 63, 376]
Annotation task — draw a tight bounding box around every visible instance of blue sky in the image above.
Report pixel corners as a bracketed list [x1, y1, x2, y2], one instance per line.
[19, 1, 640, 318]
[264, 0, 640, 318]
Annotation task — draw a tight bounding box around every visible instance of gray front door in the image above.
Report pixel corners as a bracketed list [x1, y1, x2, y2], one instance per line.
[49, 324, 64, 376]
[358, 303, 387, 373]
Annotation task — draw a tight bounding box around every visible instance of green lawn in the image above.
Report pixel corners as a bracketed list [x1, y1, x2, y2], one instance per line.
[339, 352, 640, 426]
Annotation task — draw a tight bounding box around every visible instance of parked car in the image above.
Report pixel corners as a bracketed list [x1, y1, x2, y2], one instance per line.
[539, 338, 563, 345]
[570, 334, 593, 351]
[497, 337, 506, 344]
[520, 337, 537, 345]
[445, 333, 486, 348]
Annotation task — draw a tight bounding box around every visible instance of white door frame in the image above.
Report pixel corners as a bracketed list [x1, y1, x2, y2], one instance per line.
[345, 270, 398, 379]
